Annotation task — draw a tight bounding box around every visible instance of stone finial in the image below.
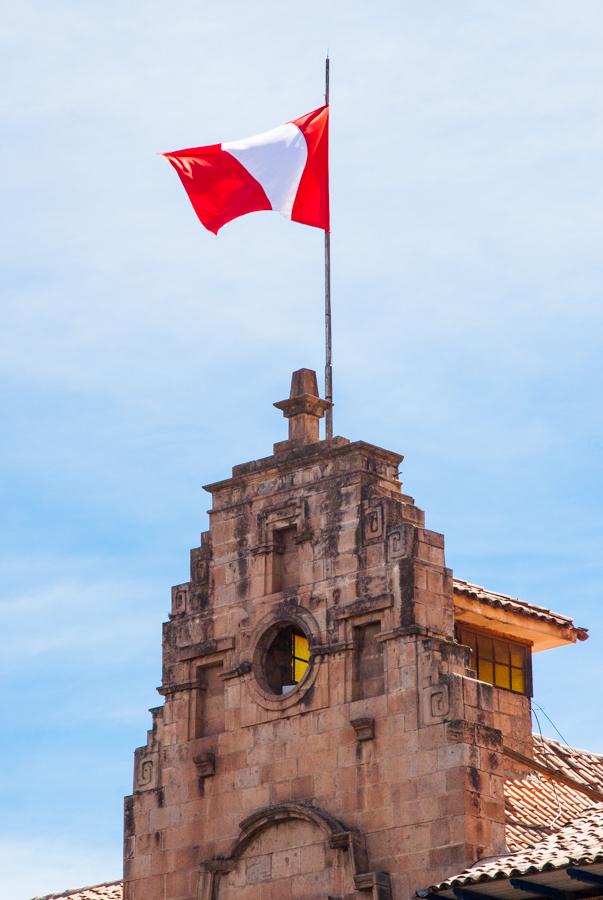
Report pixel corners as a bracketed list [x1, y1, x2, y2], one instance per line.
[274, 368, 331, 447]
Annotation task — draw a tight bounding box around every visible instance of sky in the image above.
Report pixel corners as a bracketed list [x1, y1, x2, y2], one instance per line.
[2, 1, 602, 897]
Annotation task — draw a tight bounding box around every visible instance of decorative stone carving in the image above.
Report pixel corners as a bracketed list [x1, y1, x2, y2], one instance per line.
[333, 593, 393, 622]
[351, 717, 375, 742]
[421, 683, 450, 725]
[177, 634, 234, 661]
[134, 749, 158, 793]
[190, 548, 209, 585]
[387, 525, 409, 560]
[258, 501, 302, 546]
[354, 871, 393, 898]
[194, 751, 216, 779]
[362, 502, 384, 544]
[420, 673, 464, 726]
[171, 583, 189, 616]
[193, 752, 216, 796]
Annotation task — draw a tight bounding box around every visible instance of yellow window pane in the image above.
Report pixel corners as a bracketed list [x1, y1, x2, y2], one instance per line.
[495, 664, 511, 690]
[494, 640, 509, 664]
[478, 637, 493, 660]
[478, 659, 494, 685]
[459, 630, 476, 667]
[463, 629, 477, 651]
[294, 657, 308, 683]
[294, 633, 310, 662]
[511, 667, 525, 693]
[510, 644, 525, 667]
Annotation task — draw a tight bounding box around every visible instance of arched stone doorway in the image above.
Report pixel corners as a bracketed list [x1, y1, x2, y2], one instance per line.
[198, 803, 391, 899]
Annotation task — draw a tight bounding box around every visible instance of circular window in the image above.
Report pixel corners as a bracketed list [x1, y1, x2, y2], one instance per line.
[262, 624, 311, 696]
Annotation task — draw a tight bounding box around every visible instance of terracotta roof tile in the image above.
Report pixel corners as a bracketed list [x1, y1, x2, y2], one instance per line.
[453, 578, 588, 638]
[506, 735, 603, 851]
[533, 735, 603, 791]
[31, 881, 123, 900]
[430, 807, 603, 890]
[427, 736, 603, 893]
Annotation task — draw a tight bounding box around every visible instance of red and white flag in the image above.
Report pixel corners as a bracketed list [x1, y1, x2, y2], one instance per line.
[162, 106, 329, 235]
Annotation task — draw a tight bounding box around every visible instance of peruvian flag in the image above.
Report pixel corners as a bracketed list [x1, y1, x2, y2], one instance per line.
[162, 106, 329, 235]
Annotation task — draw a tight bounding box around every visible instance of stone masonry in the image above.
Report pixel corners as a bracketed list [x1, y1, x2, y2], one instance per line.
[124, 369, 533, 900]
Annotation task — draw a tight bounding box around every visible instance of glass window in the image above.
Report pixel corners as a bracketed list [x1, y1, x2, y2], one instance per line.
[293, 632, 310, 683]
[264, 624, 310, 695]
[457, 625, 531, 696]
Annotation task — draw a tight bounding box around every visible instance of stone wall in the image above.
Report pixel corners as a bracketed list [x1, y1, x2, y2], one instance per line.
[124, 374, 532, 900]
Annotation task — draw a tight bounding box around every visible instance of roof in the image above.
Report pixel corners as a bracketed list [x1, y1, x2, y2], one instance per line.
[426, 736, 603, 896]
[31, 882, 123, 900]
[427, 807, 603, 894]
[453, 578, 588, 634]
[506, 735, 603, 851]
[452, 578, 588, 650]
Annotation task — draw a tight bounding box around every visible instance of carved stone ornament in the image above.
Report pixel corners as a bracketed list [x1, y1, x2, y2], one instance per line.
[190, 547, 209, 585]
[257, 500, 302, 546]
[351, 717, 375, 742]
[421, 683, 450, 725]
[194, 751, 216, 779]
[171, 583, 189, 615]
[134, 748, 159, 793]
[362, 502, 385, 544]
[387, 525, 410, 560]
[354, 871, 393, 897]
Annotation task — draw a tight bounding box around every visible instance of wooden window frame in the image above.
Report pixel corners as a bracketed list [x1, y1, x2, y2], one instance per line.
[456, 623, 533, 697]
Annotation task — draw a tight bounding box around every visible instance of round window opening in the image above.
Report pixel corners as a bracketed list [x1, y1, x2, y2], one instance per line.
[263, 624, 311, 696]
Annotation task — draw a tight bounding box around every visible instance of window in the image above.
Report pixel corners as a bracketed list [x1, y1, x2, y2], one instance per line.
[193, 663, 225, 737]
[457, 625, 531, 696]
[263, 624, 310, 695]
[271, 526, 299, 593]
[352, 622, 385, 701]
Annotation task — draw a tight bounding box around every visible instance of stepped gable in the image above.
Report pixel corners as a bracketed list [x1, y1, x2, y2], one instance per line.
[37, 370, 594, 900]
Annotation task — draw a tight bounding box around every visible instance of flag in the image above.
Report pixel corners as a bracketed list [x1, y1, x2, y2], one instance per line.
[162, 105, 329, 235]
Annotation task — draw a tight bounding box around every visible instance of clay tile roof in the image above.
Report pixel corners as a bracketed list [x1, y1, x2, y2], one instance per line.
[430, 807, 603, 891]
[31, 881, 123, 900]
[453, 578, 588, 638]
[506, 735, 603, 851]
[426, 736, 603, 894]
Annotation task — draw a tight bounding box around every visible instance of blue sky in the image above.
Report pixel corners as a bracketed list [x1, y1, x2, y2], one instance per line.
[2, 2, 602, 897]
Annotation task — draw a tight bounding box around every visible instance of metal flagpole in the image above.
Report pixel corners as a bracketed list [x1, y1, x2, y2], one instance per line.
[324, 55, 333, 440]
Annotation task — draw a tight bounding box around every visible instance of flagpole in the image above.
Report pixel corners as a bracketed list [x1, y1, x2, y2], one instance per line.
[324, 55, 333, 440]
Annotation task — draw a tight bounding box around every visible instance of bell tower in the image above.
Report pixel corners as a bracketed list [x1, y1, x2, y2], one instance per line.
[124, 370, 514, 900]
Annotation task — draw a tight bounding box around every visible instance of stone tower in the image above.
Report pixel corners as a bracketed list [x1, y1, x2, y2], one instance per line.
[124, 369, 534, 900]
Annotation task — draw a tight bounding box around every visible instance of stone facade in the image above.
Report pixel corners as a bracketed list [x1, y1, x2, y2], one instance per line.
[124, 369, 534, 900]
